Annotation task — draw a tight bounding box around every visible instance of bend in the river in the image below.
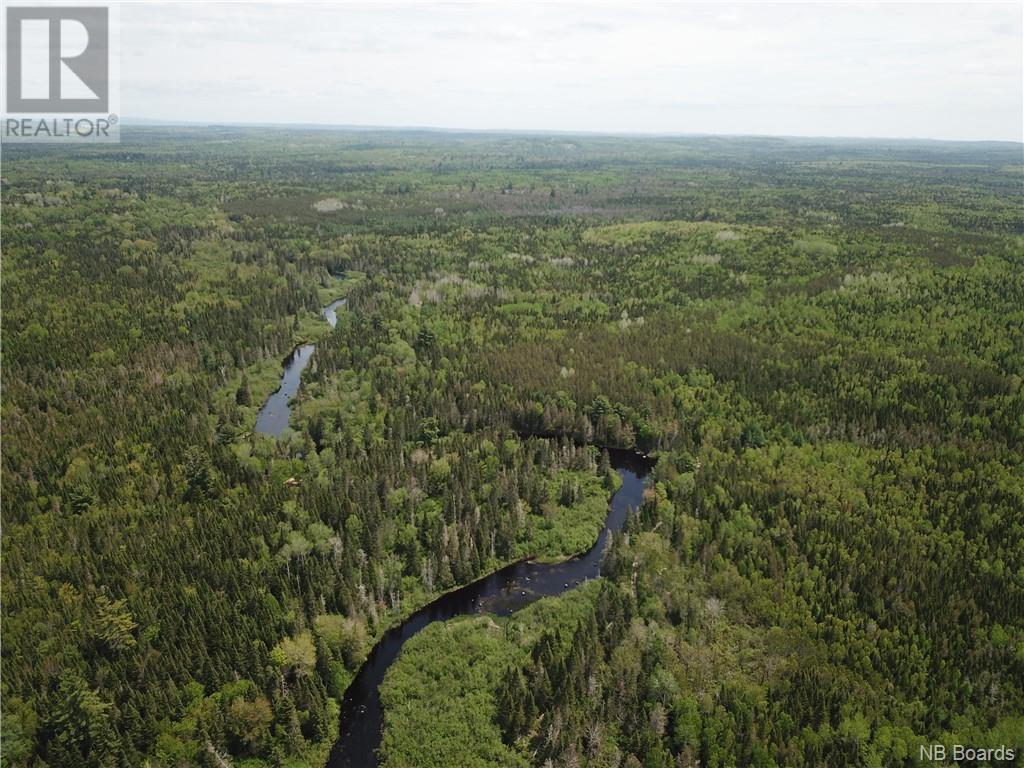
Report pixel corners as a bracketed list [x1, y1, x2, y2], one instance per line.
[326, 450, 650, 768]
[253, 298, 652, 768]
[254, 298, 345, 435]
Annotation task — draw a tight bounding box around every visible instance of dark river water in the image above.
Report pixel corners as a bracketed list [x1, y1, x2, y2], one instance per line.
[326, 449, 650, 768]
[253, 298, 651, 768]
[253, 299, 345, 435]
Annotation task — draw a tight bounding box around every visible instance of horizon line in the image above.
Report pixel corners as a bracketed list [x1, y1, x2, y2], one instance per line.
[118, 117, 1024, 146]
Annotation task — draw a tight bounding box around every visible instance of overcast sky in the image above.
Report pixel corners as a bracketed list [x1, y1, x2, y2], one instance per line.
[118, 1, 1022, 141]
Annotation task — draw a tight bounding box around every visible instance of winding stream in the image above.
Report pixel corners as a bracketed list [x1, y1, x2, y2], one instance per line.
[254, 299, 651, 768]
[253, 298, 346, 434]
[327, 450, 649, 768]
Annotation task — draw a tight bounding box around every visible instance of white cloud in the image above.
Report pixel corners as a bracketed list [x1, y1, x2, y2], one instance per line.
[120, 1, 1023, 141]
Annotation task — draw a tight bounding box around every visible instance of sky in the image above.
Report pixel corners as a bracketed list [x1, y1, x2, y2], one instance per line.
[114, 1, 1022, 141]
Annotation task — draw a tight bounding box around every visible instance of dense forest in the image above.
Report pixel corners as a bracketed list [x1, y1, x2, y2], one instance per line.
[2, 129, 1022, 767]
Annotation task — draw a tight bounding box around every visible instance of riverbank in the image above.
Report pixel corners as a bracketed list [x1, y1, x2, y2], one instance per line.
[311, 462, 619, 758]
[238, 290, 651, 768]
[219, 271, 362, 435]
[327, 451, 651, 767]
[380, 582, 603, 767]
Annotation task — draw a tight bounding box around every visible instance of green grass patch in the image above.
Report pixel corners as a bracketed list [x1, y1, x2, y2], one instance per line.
[380, 582, 603, 768]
